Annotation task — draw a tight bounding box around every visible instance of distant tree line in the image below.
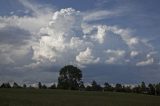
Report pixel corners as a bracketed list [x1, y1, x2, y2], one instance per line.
[1, 81, 160, 96]
[1, 65, 160, 96]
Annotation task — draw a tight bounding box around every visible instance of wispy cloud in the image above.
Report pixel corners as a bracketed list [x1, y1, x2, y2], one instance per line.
[83, 10, 119, 21]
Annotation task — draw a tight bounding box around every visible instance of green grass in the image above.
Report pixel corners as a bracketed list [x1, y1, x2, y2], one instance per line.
[0, 89, 160, 106]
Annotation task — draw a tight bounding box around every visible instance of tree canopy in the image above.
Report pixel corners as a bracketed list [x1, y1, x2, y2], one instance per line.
[57, 65, 82, 90]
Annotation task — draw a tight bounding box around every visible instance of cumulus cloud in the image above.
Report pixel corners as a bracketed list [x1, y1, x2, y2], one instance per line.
[136, 58, 154, 66]
[130, 51, 139, 57]
[0, 6, 158, 69]
[105, 49, 126, 57]
[105, 57, 117, 64]
[32, 8, 89, 64]
[94, 25, 107, 44]
[76, 48, 100, 65]
[7, 7, 156, 68]
[104, 49, 126, 64]
[108, 27, 139, 48]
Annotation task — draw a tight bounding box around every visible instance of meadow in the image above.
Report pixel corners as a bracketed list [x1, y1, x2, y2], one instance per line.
[0, 89, 160, 106]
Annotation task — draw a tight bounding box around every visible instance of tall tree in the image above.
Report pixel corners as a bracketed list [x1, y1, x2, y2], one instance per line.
[57, 65, 82, 90]
[155, 83, 160, 95]
[91, 80, 102, 91]
[148, 83, 155, 95]
[79, 81, 85, 91]
[13, 82, 21, 88]
[38, 82, 42, 89]
[115, 83, 123, 92]
[141, 82, 147, 93]
[104, 82, 113, 91]
[0, 83, 11, 88]
[23, 84, 27, 88]
[49, 83, 56, 89]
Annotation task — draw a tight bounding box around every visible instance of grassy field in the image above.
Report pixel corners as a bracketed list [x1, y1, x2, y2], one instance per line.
[0, 89, 160, 106]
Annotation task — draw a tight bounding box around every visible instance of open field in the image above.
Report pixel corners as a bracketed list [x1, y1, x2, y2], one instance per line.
[0, 89, 160, 106]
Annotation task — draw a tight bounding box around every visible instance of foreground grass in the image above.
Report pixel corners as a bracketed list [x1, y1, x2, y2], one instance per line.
[0, 89, 160, 106]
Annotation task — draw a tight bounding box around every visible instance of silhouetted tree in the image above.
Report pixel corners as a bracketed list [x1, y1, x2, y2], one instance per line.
[38, 82, 42, 89]
[28, 85, 34, 89]
[122, 86, 132, 93]
[148, 83, 155, 95]
[104, 82, 113, 91]
[79, 81, 85, 91]
[141, 82, 147, 93]
[155, 83, 160, 95]
[0, 83, 11, 88]
[23, 84, 27, 88]
[49, 84, 56, 89]
[133, 85, 141, 93]
[91, 80, 102, 91]
[115, 83, 123, 92]
[42, 84, 47, 89]
[13, 82, 21, 88]
[58, 65, 82, 90]
[86, 85, 92, 91]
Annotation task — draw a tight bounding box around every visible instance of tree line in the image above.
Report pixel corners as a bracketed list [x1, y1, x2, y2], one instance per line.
[1, 65, 160, 96]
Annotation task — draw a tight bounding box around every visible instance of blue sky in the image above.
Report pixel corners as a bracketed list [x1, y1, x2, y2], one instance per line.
[0, 0, 160, 85]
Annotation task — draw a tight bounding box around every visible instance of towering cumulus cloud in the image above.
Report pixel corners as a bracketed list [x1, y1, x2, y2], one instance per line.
[31, 8, 157, 68]
[32, 8, 93, 66]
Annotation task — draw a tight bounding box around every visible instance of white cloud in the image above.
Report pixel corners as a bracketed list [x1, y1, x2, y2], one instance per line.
[29, 8, 158, 67]
[146, 51, 157, 58]
[129, 38, 139, 45]
[136, 58, 154, 66]
[130, 51, 139, 57]
[108, 26, 139, 48]
[0, 0, 54, 33]
[0, 2, 158, 74]
[104, 49, 126, 64]
[84, 10, 119, 21]
[18, 0, 54, 16]
[83, 24, 142, 49]
[105, 57, 116, 64]
[32, 8, 86, 63]
[0, 15, 51, 33]
[105, 49, 126, 57]
[0, 0, 53, 70]
[95, 25, 107, 44]
[76, 48, 100, 65]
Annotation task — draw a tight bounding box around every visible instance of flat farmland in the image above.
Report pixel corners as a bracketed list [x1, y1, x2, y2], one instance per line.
[0, 89, 160, 106]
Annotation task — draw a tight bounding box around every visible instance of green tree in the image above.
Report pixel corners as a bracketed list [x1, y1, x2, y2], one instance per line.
[57, 65, 82, 90]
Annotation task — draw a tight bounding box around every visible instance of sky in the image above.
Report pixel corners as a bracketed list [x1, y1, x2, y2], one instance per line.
[0, 0, 160, 85]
